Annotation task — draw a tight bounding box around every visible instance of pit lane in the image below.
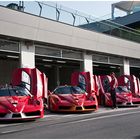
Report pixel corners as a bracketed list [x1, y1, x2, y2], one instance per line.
[0, 106, 139, 138]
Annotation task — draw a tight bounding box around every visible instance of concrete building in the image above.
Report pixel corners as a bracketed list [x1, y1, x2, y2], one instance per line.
[0, 1, 140, 90]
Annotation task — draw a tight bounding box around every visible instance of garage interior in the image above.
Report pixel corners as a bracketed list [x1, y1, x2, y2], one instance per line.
[1, 39, 140, 91]
[35, 45, 82, 90]
[0, 39, 19, 85]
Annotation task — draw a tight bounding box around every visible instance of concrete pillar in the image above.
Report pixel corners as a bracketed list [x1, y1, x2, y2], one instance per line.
[122, 58, 130, 75]
[83, 53, 93, 74]
[20, 41, 35, 68]
[82, 52, 94, 90]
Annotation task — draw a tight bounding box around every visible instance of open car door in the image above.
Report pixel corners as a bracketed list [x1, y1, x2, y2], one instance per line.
[41, 73, 48, 105]
[11, 68, 47, 99]
[118, 75, 140, 104]
[71, 71, 93, 95]
[98, 75, 112, 106]
[118, 75, 139, 96]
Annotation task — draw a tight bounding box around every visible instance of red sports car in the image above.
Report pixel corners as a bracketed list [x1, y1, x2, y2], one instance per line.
[0, 68, 47, 120]
[98, 75, 133, 107]
[48, 72, 98, 112]
[48, 85, 98, 112]
[118, 75, 140, 104]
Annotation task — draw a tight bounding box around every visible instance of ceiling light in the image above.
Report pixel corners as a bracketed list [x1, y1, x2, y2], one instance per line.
[56, 60, 66, 63]
[110, 66, 116, 69]
[42, 59, 53, 62]
[44, 65, 52, 67]
[7, 55, 19, 59]
[93, 64, 99, 67]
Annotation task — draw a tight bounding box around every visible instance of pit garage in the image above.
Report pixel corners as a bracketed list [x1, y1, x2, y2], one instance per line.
[35, 44, 82, 90]
[92, 53, 140, 79]
[0, 39, 19, 85]
[1, 38, 140, 91]
[92, 53, 123, 76]
[130, 58, 140, 79]
[35, 44, 129, 91]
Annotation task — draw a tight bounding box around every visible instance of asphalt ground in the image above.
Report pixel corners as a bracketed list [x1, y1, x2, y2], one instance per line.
[0, 106, 140, 138]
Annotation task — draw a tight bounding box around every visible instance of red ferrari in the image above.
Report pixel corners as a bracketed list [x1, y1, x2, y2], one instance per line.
[0, 68, 48, 120]
[48, 72, 98, 112]
[118, 75, 140, 104]
[98, 75, 133, 107]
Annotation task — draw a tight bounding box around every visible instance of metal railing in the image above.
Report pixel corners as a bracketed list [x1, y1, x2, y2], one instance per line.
[0, 1, 140, 43]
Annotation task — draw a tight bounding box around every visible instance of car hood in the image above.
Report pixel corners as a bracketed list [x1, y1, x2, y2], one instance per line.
[0, 96, 29, 113]
[116, 92, 132, 101]
[57, 94, 87, 106]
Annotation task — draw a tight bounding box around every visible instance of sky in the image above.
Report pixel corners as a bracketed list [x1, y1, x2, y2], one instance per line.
[55, 1, 126, 19]
[0, 0, 126, 20]
[56, 1, 116, 18]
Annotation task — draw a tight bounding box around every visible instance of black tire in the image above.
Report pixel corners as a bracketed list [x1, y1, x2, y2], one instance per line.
[101, 94, 106, 106]
[48, 97, 53, 112]
[43, 98, 48, 110]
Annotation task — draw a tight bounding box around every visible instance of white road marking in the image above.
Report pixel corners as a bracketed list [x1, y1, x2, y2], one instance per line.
[0, 125, 9, 127]
[60, 110, 140, 125]
[44, 107, 138, 120]
[1, 130, 17, 134]
[0, 107, 139, 129]
[2, 108, 139, 134]
[0, 123, 24, 128]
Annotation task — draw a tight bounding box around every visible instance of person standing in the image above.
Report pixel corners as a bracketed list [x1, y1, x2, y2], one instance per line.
[110, 72, 118, 109]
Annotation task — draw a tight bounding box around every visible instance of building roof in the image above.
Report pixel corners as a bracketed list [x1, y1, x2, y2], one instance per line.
[112, 10, 140, 27]
[112, 1, 140, 13]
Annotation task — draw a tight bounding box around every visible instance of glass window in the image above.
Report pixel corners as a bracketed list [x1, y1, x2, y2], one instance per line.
[54, 86, 71, 94]
[71, 86, 85, 94]
[115, 86, 130, 93]
[35, 46, 61, 58]
[103, 78, 111, 92]
[54, 86, 85, 94]
[0, 86, 30, 96]
[78, 74, 86, 91]
[21, 71, 31, 91]
[0, 88, 10, 96]
[13, 86, 30, 96]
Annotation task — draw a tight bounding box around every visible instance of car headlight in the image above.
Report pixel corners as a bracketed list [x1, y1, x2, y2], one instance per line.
[53, 97, 59, 103]
[88, 96, 95, 101]
[35, 100, 40, 105]
[28, 98, 41, 105]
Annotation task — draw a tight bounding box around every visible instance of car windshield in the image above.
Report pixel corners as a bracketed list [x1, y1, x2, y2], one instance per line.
[115, 86, 130, 94]
[0, 86, 30, 96]
[54, 86, 85, 94]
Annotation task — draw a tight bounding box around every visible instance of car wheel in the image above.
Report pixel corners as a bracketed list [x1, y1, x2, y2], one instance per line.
[43, 98, 48, 110]
[48, 97, 53, 112]
[101, 94, 106, 106]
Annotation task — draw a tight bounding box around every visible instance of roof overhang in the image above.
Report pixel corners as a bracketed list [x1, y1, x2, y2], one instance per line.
[112, 1, 140, 12]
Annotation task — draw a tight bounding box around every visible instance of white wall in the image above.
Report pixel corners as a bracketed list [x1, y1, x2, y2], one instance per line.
[0, 6, 140, 59]
[20, 41, 35, 68]
[83, 53, 94, 90]
[123, 58, 130, 75]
